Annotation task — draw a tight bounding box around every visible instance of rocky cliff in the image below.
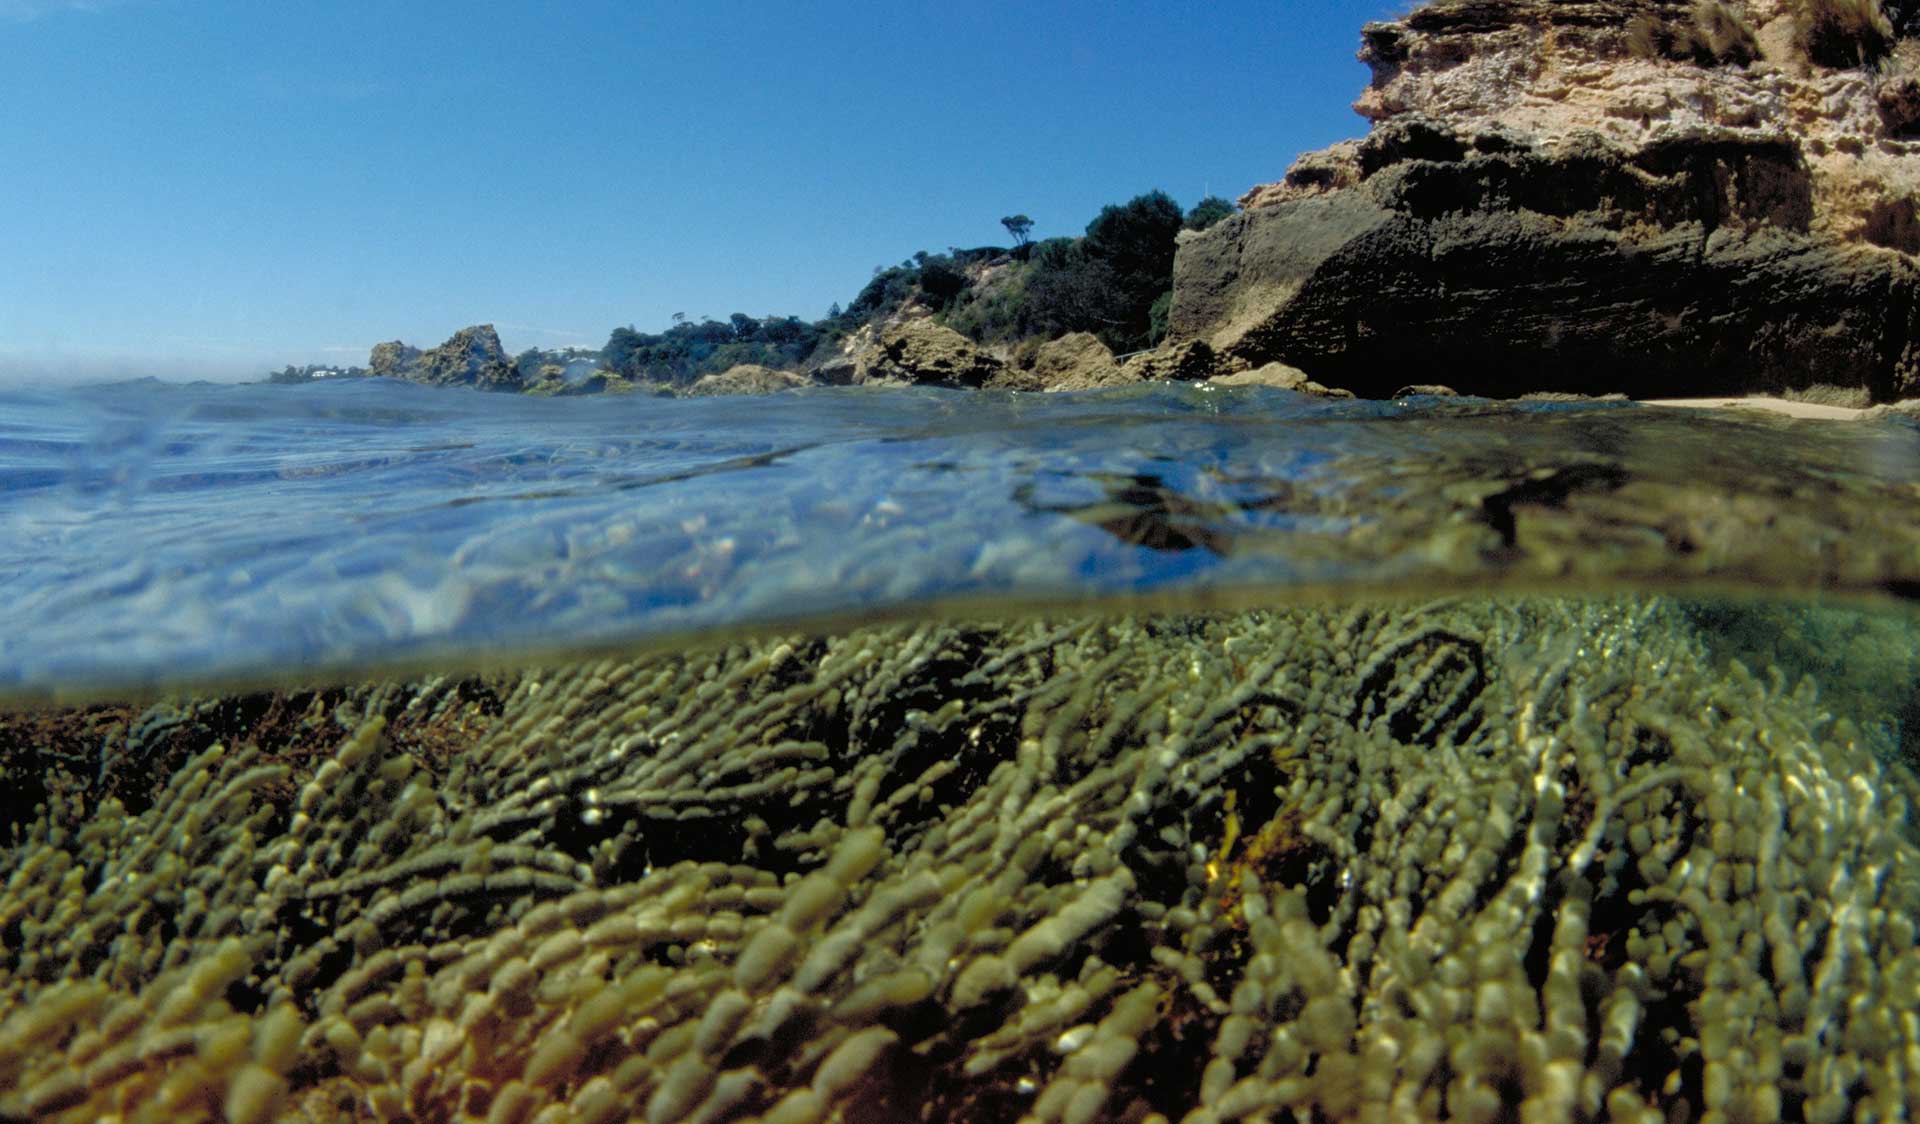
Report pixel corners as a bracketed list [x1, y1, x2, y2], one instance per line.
[1172, 0, 1920, 400]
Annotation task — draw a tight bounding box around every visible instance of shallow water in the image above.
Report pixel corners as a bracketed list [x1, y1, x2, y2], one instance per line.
[2, 380, 1919, 1121]
[4, 377, 1920, 695]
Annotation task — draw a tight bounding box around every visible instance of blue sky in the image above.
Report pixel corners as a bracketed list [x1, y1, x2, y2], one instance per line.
[0, 0, 1402, 381]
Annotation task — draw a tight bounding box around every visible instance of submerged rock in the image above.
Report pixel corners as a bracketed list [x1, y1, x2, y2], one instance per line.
[1, 596, 1915, 1121]
[1174, 0, 1920, 401]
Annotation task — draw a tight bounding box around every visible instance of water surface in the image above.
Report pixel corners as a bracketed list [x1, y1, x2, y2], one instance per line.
[4, 377, 1919, 695]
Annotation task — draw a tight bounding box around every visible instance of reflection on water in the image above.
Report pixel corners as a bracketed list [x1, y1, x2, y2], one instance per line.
[3, 378, 1920, 695]
[0, 593, 1914, 1120]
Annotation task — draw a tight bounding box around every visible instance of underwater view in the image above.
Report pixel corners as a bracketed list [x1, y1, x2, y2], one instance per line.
[2, 380, 1919, 1122]
[14, 0, 1920, 1119]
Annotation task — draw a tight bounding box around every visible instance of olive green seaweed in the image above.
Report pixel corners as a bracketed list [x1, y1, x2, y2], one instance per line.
[0, 597, 1916, 1122]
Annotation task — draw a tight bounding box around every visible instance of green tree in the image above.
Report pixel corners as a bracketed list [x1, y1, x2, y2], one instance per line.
[1148, 291, 1174, 345]
[1023, 251, 1123, 340]
[1079, 191, 1186, 351]
[1084, 191, 1183, 279]
[603, 326, 644, 375]
[1000, 214, 1035, 248]
[918, 255, 969, 310]
[1184, 196, 1235, 232]
[848, 265, 919, 319]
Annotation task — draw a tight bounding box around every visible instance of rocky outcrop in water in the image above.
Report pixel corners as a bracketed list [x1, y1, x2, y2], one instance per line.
[1029, 331, 1126, 390]
[1120, 338, 1225, 384]
[685, 364, 815, 396]
[365, 340, 422, 382]
[1208, 360, 1356, 397]
[853, 319, 1006, 388]
[1172, 0, 1920, 401]
[367, 324, 521, 391]
[986, 332, 1130, 392]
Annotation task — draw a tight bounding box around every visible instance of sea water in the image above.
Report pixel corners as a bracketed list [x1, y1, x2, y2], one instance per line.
[1, 377, 1918, 1121]
[6, 377, 1920, 693]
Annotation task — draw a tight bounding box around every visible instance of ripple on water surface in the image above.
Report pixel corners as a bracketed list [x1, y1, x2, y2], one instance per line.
[2, 379, 1920, 1120]
[3, 377, 1920, 693]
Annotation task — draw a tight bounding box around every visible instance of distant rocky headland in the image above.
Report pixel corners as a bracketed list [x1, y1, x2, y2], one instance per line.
[274, 0, 1920, 404]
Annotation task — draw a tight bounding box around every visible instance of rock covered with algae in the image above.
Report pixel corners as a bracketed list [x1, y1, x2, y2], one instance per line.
[0, 596, 1916, 1122]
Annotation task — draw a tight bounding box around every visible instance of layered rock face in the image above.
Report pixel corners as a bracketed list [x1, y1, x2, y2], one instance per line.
[1173, 0, 1920, 400]
[366, 324, 521, 391]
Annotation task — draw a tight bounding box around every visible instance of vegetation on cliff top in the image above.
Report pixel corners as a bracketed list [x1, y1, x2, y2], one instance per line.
[265, 0, 1920, 397]
[1621, 0, 1919, 67]
[590, 189, 1238, 387]
[286, 190, 1237, 393]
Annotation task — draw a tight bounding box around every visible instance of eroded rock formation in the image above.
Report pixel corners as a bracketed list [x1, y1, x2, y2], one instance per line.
[853, 319, 1006, 388]
[367, 324, 521, 391]
[1002, 332, 1130, 392]
[1174, 0, 1920, 400]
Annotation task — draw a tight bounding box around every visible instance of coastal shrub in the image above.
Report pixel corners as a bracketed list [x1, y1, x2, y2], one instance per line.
[1798, 0, 1895, 66]
[1069, 190, 1187, 352]
[1625, 2, 1759, 65]
[1183, 195, 1236, 231]
[601, 314, 824, 385]
[1691, 0, 1761, 63]
[608, 191, 1199, 371]
[1083, 190, 1183, 281]
[846, 264, 920, 320]
[916, 255, 969, 311]
[1625, 14, 1664, 58]
[828, 253, 978, 325]
[941, 261, 1034, 343]
[1019, 242, 1126, 343]
[1031, 236, 1078, 271]
[941, 194, 1188, 353]
[950, 245, 1008, 265]
[1147, 290, 1173, 345]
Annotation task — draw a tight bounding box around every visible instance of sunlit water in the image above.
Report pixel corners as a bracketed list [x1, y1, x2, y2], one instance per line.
[5, 376, 1920, 694]
[4, 376, 1920, 1121]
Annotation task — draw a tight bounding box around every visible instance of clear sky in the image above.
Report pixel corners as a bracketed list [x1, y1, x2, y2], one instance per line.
[0, 0, 1402, 382]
